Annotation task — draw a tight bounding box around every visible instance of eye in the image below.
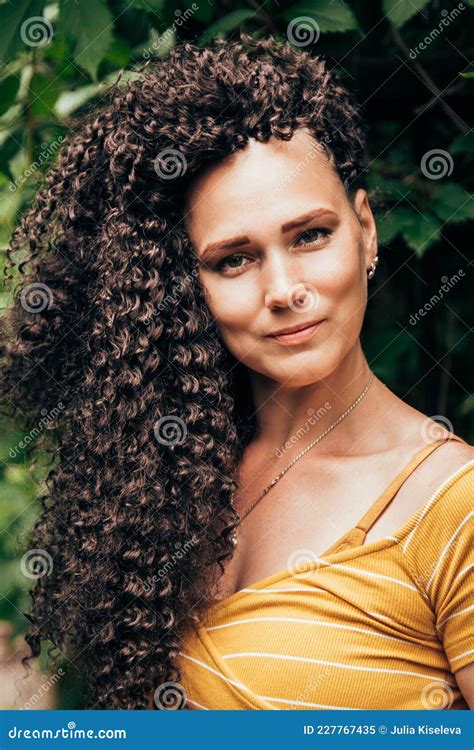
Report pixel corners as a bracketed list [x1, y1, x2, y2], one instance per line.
[215, 253, 252, 276]
[294, 227, 332, 247]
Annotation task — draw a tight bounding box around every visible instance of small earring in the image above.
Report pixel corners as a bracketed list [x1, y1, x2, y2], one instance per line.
[367, 254, 379, 280]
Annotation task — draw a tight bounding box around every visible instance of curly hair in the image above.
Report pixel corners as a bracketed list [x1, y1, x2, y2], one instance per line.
[0, 33, 367, 709]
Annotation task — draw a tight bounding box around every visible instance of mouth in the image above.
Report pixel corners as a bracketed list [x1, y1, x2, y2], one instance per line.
[266, 320, 325, 345]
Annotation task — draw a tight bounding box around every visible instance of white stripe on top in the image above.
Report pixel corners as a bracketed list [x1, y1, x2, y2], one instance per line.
[221, 651, 457, 686]
[425, 512, 474, 592]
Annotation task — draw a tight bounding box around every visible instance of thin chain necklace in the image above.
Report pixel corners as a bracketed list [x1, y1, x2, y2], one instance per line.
[230, 371, 375, 546]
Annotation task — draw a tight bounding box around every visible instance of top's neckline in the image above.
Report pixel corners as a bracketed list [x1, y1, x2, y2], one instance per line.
[204, 457, 474, 616]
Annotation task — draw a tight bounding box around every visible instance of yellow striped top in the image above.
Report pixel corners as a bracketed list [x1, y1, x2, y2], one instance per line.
[176, 437, 474, 710]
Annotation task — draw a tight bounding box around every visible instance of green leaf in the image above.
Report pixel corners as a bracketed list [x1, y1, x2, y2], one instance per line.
[198, 10, 257, 46]
[383, 0, 430, 28]
[399, 208, 441, 256]
[0, 129, 24, 181]
[450, 131, 474, 154]
[192, 1, 215, 25]
[28, 73, 61, 118]
[377, 206, 441, 256]
[460, 70, 474, 78]
[459, 395, 474, 417]
[102, 34, 131, 68]
[366, 170, 404, 202]
[0, 76, 21, 117]
[54, 68, 139, 118]
[431, 182, 474, 224]
[58, 0, 114, 81]
[280, 0, 360, 33]
[0, 0, 47, 64]
[131, 0, 167, 12]
[377, 208, 403, 245]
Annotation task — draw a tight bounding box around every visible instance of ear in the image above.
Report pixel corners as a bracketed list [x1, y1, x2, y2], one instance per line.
[353, 188, 378, 272]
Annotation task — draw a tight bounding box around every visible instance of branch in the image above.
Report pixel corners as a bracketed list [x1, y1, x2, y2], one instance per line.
[389, 24, 468, 134]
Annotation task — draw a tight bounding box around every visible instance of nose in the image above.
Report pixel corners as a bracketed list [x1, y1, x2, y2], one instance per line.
[263, 252, 307, 310]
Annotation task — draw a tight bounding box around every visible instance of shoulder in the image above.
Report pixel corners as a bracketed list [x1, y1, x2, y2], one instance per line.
[415, 436, 474, 493]
[400, 439, 473, 582]
[389, 405, 474, 502]
[403, 434, 474, 530]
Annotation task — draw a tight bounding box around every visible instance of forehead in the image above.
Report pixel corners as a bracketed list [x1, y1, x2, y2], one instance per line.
[183, 128, 345, 246]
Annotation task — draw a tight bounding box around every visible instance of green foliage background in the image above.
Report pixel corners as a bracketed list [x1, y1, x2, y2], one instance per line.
[0, 0, 472, 707]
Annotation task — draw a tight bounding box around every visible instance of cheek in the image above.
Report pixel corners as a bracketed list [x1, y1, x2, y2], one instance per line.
[319, 234, 365, 305]
[201, 278, 256, 339]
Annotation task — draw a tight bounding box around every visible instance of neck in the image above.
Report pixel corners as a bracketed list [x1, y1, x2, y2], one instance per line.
[247, 341, 376, 457]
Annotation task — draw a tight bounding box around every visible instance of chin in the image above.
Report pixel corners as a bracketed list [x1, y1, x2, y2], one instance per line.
[258, 364, 331, 389]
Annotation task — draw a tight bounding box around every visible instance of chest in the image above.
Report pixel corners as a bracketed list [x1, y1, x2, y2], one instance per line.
[211, 450, 431, 602]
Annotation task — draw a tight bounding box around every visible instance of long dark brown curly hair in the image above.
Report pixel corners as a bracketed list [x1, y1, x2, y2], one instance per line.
[0, 33, 367, 709]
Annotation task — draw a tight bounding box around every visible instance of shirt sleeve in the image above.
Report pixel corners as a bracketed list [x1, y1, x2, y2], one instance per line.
[402, 461, 474, 673]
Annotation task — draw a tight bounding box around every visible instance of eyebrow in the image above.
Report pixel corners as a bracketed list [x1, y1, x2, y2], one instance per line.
[199, 208, 338, 263]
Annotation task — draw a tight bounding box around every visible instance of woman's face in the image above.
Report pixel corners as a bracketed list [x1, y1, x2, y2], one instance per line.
[184, 128, 377, 387]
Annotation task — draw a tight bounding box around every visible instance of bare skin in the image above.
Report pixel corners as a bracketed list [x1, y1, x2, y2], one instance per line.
[182, 127, 474, 707]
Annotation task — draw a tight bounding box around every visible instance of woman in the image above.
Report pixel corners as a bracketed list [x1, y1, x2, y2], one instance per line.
[0, 35, 472, 711]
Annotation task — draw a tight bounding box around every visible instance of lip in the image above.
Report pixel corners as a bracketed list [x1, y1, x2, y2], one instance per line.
[266, 320, 325, 345]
